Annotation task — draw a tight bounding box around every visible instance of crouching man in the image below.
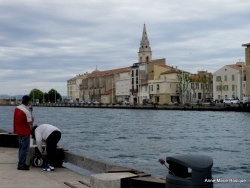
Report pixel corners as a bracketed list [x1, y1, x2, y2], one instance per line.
[32, 124, 61, 171]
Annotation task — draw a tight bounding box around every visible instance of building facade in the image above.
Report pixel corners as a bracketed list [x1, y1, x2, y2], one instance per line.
[213, 62, 245, 101]
[242, 43, 250, 98]
[79, 67, 130, 103]
[67, 74, 87, 102]
[67, 24, 216, 105]
[189, 71, 213, 103]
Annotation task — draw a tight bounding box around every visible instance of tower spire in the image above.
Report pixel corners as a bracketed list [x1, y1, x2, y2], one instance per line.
[138, 24, 152, 63]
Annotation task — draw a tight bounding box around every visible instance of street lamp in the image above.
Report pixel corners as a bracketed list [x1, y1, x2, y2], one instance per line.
[220, 81, 223, 100]
[33, 90, 35, 104]
[55, 90, 56, 103]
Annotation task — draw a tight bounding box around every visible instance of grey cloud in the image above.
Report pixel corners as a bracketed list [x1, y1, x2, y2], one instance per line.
[0, 0, 250, 95]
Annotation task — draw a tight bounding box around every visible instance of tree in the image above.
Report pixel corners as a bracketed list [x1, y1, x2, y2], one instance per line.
[190, 71, 213, 102]
[29, 89, 44, 103]
[29, 88, 62, 103]
[177, 71, 191, 103]
[47, 88, 62, 103]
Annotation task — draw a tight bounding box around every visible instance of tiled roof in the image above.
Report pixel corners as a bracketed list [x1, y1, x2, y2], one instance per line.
[227, 64, 245, 71]
[161, 68, 179, 74]
[87, 67, 130, 78]
[160, 66, 186, 75]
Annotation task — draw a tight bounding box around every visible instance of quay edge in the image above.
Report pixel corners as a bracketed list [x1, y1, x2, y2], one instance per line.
[21, 103, 250, 112]
[0, 130, 166, 188]
[1, 102, 250, 112]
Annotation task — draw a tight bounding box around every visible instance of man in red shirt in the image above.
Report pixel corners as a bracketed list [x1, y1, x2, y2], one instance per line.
[14, 95, 34, 170]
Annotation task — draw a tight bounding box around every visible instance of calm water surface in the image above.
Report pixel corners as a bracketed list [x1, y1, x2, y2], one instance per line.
[1, 106, 249, 188]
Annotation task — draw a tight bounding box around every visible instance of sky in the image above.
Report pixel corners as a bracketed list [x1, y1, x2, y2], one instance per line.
[1, 0, 250, 96]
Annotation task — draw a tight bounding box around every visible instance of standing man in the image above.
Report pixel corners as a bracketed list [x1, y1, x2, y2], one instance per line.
[13, 95, 34, 170]
[32, 124, 61, 171]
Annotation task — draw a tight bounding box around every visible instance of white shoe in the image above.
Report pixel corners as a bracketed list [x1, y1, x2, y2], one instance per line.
[48, 165, 55, 171]
[43, 165, 54, 172]
[43, 167, 51, 172]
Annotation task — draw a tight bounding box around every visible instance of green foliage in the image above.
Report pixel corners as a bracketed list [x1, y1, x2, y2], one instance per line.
[29, 88, 62, 103]
[177, 71, 191, 93]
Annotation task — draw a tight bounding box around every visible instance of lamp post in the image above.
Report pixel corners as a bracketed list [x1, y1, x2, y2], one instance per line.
[241, 62, 244, 99]
[55, 89, 56, 103]
[33, 90, 34, 104]
[138, 68, 141, 105]
[236, 85, 237, 99]
[220, 81, 223, 101]
[112, 78, 113, 104]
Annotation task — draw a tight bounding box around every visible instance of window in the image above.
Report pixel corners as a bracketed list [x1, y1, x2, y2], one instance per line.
[157, 84, 160, 91]
[217, 86, 222, 91]
[216, 76, 221, 81]
[198, 93, 202, 99]
[151, 85, 153, 91]
[164, 77, 166, 81]
[156, 96, 159, 103]
[196, 83, 199, 89]
[232, 85, 235, 91]
[232, 75, 234, 81]
[136, 70, 138, 76]
[223, 85, 228, 91]
[191, 83, 194, 89]
[224, 75, 227, 82]
[205, 84, 208, 90]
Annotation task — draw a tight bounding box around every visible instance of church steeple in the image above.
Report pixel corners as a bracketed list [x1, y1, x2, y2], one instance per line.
[138, 24, 152, 63]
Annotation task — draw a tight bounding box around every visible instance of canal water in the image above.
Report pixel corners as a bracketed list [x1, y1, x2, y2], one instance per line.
[0, 106, 249, 187]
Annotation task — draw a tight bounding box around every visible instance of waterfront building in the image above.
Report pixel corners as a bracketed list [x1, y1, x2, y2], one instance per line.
[158, 68, 181, 103]
[213, 62, 245, 101]
[131, 59, 167, 104]
[68, 24, 214, 105]
[131, 24, 174, 104]
[147, 65, 181, 104]
[189, 71, 213, 103]
[67, 74, 87, 102]
[242, 43, 250, 98]
[115, 71, 131, 103]
[79, 67, 130, 103]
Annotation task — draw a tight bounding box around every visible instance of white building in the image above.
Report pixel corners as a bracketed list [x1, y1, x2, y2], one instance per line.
[67, 74, 87, 102]
[116, 71, 131, 102]
[213, 62, 245, 101]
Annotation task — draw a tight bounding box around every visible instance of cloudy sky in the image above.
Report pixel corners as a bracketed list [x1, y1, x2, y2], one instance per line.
[1, 0, 250, 96]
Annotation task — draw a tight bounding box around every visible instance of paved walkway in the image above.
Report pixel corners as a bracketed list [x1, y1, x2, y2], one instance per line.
[0, 147, 90, 188]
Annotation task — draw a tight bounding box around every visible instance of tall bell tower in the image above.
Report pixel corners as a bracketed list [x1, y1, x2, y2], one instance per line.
[138, 24, 152, 63]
